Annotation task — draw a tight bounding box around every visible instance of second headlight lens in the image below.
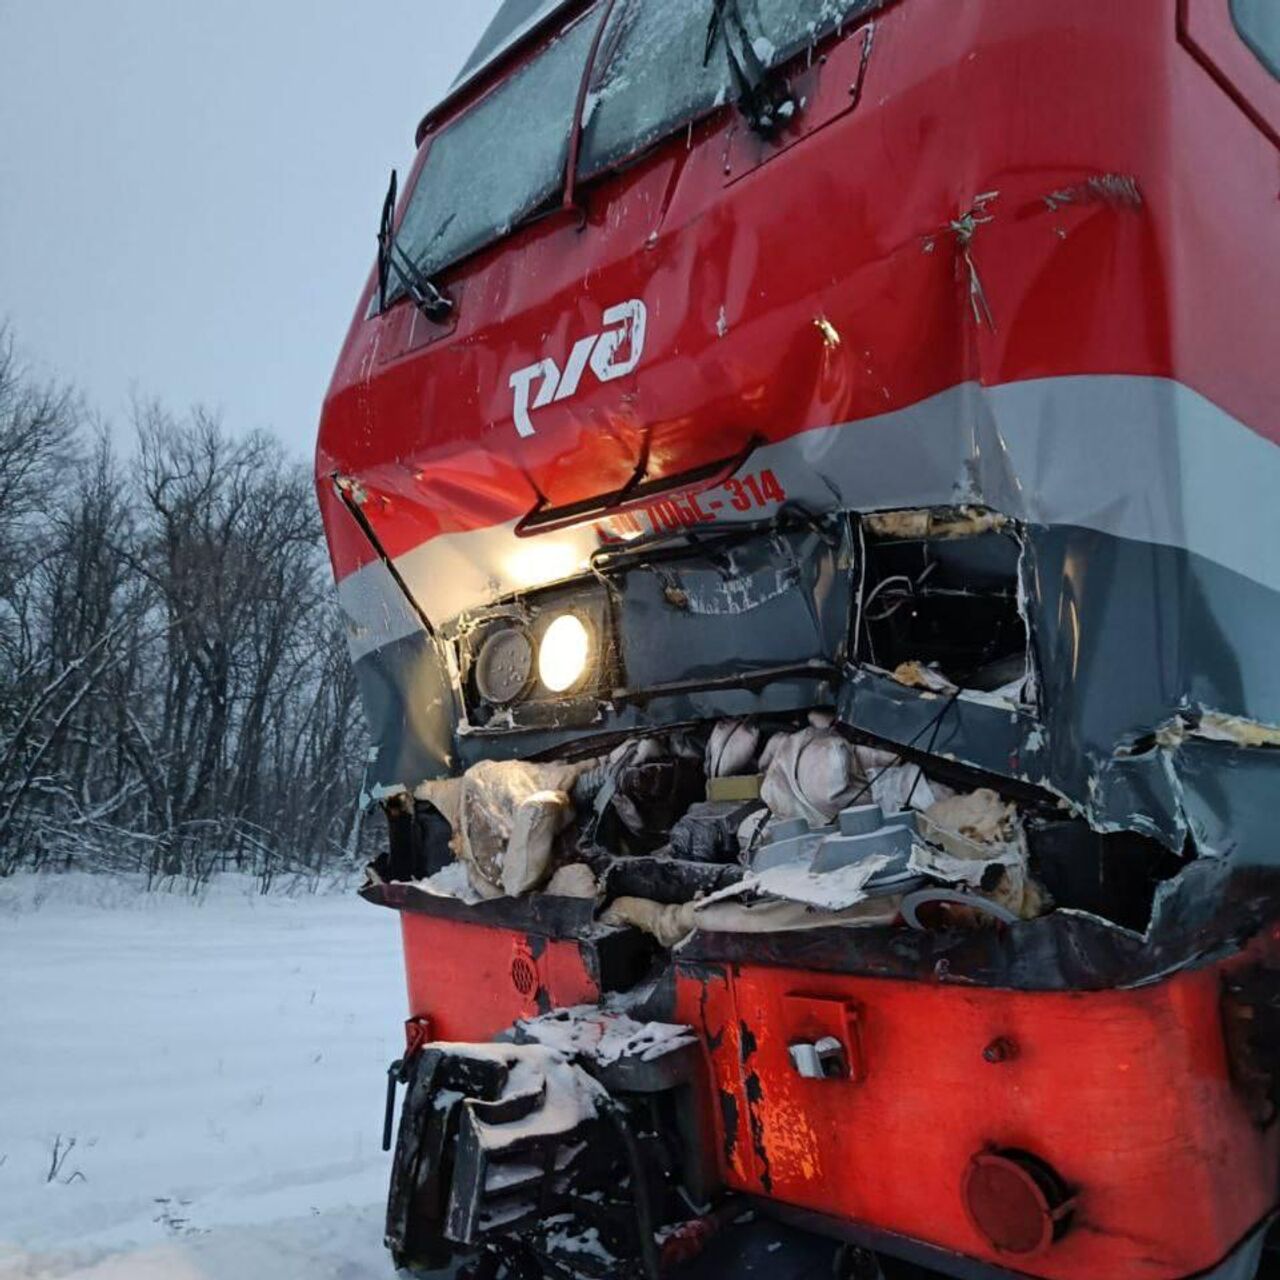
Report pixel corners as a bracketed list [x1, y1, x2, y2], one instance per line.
[537, 613, 591, 693]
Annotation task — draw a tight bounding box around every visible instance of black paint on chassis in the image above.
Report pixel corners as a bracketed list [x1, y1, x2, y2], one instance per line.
[395, 1209, 1278, 1280]
[364, 855, 1280, 994]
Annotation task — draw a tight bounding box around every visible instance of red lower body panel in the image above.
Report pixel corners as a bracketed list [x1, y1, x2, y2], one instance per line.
[399, 913, 600, 1041]
[397, 910, 1278, 1277]
[674, 961, 1278, 1279]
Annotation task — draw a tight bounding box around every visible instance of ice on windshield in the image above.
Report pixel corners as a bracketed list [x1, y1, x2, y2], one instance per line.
[580, 0, 879, 180]
[744, 0, 881, 62]
[394, 0, 881, 286]
[580, 0, 733, 180]
[394, 9, 599, 281]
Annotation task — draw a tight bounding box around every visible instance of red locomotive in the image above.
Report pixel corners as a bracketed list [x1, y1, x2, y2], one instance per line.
[317, 2, 1280, 1275]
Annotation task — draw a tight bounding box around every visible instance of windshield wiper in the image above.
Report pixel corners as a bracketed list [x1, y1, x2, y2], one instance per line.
[375, 169, 455, 323]
[376, 169, 398, 313]
[704, 0, 797, 137]
[387, 243, 455, 323]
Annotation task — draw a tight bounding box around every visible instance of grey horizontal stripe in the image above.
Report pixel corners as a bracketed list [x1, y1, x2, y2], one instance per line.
[752, 376, 1280, 595]
[336, 375, 1280, 659]
[336, 558, 427, 662]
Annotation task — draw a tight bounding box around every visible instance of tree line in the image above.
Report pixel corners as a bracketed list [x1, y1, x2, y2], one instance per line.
[0, 326, 371, 888]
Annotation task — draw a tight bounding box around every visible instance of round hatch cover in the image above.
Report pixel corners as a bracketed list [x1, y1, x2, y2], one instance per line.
[962, 1149, 1074, 1256]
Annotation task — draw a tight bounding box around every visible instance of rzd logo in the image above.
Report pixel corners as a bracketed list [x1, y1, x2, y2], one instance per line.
[508, 300, 647, 438]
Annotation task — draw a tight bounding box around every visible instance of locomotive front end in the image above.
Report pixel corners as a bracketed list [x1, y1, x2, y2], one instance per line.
[317, 1, 1280, 1275]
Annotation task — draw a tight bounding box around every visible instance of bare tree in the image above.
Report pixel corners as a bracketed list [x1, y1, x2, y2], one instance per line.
[0, 332, 372, 885]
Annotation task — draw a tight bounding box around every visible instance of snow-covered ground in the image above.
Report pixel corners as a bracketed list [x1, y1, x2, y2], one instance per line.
[0, 873, 407, 1280]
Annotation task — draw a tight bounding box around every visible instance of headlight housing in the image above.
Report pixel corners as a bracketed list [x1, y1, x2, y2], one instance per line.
[454, 586, 612, 730]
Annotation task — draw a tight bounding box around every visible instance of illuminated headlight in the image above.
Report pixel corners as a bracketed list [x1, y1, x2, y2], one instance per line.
[538, 614, 592, 694]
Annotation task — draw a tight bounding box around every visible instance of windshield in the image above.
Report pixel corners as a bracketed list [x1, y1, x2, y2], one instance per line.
[393, 8, 600, 285]
[580, 0, 734, 180]
[581, 0, 881, 179]
[748, 0, 883, 60]
[390, 0, 880, 297]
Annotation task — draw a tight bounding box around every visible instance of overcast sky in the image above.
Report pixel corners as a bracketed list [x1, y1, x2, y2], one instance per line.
[0, 1, 500, 457]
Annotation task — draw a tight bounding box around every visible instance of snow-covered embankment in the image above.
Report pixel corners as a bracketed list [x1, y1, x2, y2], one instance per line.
[0, 874, 405, 1280]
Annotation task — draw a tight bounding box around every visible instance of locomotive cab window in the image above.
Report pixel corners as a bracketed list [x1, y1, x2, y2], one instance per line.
[580, 0, 734, 179]
[1232, 0, 1280, 79]
[390, 8, 599, 292]
[394, 0, 888, 285]
[749, 0, 882, 68]
[581, 0, 880, 179]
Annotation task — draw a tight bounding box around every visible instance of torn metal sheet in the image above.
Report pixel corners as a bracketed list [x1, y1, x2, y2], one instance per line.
[863, 505, 1009, 540]
[322, 0, 1280, 999]
[325, 1, 1280, 1274]
[1042, 172, 1143, 211]
[947, 190, 999, 330]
